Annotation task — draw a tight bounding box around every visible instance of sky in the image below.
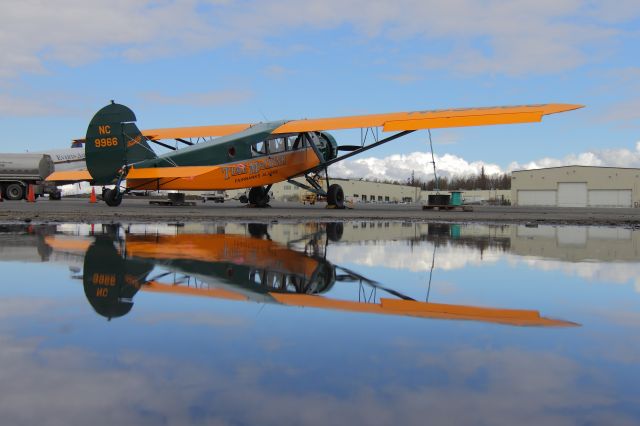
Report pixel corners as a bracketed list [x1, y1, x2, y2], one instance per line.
[0, 0, 639, 182]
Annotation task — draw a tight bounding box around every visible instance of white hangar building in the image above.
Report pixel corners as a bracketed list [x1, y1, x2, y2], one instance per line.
[511, 166, 640, 208]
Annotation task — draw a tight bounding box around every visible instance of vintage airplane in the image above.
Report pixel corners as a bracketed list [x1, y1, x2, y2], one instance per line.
[46, 102, 583, 207]
[39, 223, 576, 326]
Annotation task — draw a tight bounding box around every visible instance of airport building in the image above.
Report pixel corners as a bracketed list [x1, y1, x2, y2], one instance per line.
[511, 166, 640, 208]
[189, 178, 510, 205]
[271, 178, 510, 205]
[272, 178, 421, 203]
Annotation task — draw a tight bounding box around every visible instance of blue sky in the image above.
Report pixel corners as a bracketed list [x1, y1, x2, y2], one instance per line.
[1, 0, 639, 181]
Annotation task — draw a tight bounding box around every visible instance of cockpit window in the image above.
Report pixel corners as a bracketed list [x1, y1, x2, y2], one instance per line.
[267, 138, 286, 154]
[252, 134, 310, 157]
[251, 141, 266, 157]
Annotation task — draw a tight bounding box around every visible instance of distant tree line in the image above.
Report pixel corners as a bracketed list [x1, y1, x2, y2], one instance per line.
[358, 167, 511, 190]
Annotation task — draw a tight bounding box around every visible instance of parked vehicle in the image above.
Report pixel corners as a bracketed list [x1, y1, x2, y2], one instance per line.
[0, 154, 61, 200]
[200, 191, 226, 203]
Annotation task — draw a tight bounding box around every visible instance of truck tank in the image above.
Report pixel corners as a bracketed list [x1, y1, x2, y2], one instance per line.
[0, 154, 55, 179]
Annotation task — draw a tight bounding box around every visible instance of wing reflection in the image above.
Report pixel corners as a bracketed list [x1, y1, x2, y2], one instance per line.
[39, 223, 576, 327]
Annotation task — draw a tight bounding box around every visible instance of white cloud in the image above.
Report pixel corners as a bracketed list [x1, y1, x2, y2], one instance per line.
[328, 142, 640, 182]
[508, 142, 640, 170]
[0, 0, 217, 78]
[330, 151, 503, 181]
[1, 0, 638, 80]
[330, 241, 502, 273]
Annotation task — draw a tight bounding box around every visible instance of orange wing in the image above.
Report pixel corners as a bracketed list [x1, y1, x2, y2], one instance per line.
[131, 104, 582, 140]
[273, 104, 583, 133]
[68, 103, 582, 142]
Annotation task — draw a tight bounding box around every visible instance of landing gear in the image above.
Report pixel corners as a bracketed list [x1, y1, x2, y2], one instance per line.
[103, 188, 123, 207]
[327, 184, 345, 209]
[248, 186, 271, 208]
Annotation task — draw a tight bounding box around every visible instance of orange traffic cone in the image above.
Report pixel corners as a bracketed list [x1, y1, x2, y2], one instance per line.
[89, 187, 97, 203]
[27, 185, 36, 203]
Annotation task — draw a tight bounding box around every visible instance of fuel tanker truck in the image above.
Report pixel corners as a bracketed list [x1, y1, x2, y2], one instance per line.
[0, 153, 61, 200]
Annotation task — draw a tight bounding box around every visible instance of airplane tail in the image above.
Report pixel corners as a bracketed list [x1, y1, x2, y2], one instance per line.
[85, 102, 157, 185]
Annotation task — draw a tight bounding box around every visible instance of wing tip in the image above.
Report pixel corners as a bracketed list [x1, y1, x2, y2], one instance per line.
[545, 103, 585, 115]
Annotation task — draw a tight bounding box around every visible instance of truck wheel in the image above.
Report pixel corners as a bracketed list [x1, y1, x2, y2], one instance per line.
[50, 191, 62, 200]
[104, 189, 123, 207]
[327, 184, 345, 209]
[6, 183, 25, 200]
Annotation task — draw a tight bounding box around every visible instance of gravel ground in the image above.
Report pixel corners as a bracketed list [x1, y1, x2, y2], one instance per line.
[2, 197, 640, 227]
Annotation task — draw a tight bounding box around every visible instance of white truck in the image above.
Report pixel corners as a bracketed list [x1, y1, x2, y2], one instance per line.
[0, 153, 61, 200]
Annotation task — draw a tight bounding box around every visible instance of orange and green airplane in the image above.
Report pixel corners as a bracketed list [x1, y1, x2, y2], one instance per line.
[46, 102, 582, 207]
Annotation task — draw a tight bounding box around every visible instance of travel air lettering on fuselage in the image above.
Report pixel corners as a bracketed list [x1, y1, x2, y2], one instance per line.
[221, 154, 287, 183]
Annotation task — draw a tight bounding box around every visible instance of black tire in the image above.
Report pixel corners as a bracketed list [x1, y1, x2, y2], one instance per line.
[239, 195, 248, 204]
[248, 186, 270, 207]
[49, 191, 62, 200]
[248, 223, 269, 238]
[326, 222, 344, 242]
[104, 189, 123, 207]
[327, 184, 345, 209]
[5, 183, 25, 200]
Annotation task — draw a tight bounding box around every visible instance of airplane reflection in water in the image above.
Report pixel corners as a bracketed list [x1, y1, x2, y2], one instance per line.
[16, 222, 574, 327]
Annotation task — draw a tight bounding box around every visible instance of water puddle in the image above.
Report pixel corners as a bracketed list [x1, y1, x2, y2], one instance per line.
[0, 221, 638, 424]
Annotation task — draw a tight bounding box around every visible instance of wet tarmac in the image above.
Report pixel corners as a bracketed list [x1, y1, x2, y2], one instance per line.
[2, 197, 640, 226]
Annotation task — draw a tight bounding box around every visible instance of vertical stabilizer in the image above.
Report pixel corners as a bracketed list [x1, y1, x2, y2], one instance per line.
[85, 102, 156, 185]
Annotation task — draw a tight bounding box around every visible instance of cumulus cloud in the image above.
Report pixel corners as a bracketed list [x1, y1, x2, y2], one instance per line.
[329, 142, 640, 182]
[329, 242, 502, 273]
[329, 151, 503, 182]
[508, 142, 640, 170]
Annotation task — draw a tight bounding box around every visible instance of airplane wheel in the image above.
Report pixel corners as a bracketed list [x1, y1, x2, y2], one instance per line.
[326, 222, 344, 242]
[104, 189, 123, 207]
[6, 183, 25, 200]
[248, 223, 269, 238]
[248, 186, 270, 207]
[327, 184, 345, 209]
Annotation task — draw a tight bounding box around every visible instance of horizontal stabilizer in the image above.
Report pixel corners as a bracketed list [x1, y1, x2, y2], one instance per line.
[46, 170, 92, 182]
